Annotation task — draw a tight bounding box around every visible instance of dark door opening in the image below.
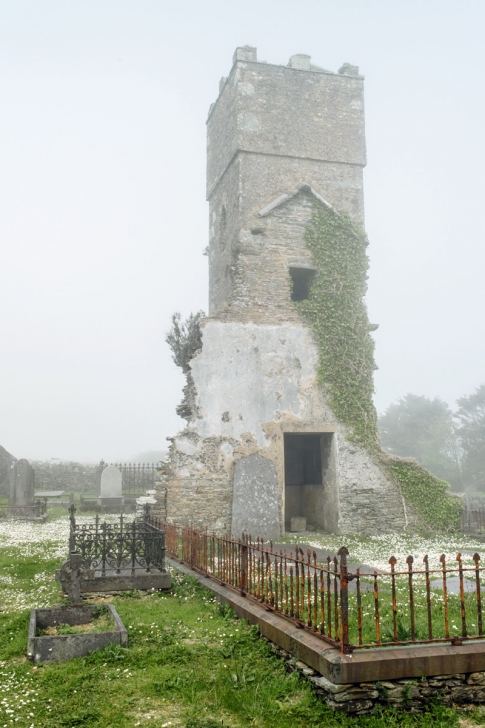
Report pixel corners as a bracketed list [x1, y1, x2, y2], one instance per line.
[284, 432, 336, 531]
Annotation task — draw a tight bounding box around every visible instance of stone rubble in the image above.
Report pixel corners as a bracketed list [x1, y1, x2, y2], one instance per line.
[262, 636, 485, 714]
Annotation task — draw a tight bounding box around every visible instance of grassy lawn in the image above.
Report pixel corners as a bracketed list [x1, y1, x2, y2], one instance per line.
[1, 515, 485, 727]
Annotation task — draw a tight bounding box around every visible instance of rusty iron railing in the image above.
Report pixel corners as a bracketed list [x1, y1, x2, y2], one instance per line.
[150, 518, 485, 654]
[159, 519, 345, 650]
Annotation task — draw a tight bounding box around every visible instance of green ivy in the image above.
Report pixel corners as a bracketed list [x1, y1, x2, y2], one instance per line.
[297, 203, 379, 449]
[298, 200, 460, 533]
[385, 456, 462, 533]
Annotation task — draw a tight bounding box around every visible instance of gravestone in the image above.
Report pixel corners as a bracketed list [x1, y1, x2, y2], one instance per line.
[58, 553, 94, 603]
[9, 459, 35, 506]
[99, 465, 123, 508]
[231, 453, 280, 540]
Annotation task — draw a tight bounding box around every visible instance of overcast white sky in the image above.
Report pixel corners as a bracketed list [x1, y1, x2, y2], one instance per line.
[1, 1, 484, 462]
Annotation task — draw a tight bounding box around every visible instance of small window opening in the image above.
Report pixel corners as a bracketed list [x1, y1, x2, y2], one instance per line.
[220, 206, 227, 251]
[289, 266, 316, 301]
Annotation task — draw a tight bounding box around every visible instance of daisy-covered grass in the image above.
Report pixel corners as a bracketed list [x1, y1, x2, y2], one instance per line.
[280, 531, 485, 572]
[0, 513, 483, 727]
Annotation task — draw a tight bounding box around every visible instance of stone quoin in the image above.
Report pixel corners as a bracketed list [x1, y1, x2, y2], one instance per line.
[155, 47, 416, 537]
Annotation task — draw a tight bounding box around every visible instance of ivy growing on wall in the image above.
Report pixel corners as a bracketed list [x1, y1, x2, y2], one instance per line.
[386, 456, 462, 533]
[298, 200, 461, 532]
[297, 203, 379, 449]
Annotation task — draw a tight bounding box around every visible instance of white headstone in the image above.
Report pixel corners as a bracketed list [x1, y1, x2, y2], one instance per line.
[100, 465, 122, 499]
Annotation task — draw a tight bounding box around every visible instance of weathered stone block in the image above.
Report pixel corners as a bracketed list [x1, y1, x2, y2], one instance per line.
[232, 454, 280, 540]
[326, 698, 373, 713]
[468, 672, 485, 685]
[450, 686, 479, 703]
[333, 688, 379, 703]
[310, 675, 351, 694]
[288, 54, 311, 71]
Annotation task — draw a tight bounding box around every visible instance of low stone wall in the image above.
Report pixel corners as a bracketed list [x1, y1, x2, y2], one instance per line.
[267, 639, 485, 714]
[31, 461, 98, 493]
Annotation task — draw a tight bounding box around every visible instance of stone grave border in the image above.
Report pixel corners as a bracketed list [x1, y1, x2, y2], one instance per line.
[27, 604, 127, 663]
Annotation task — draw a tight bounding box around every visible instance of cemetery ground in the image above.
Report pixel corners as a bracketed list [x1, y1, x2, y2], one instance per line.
[2, 519, 485, 728]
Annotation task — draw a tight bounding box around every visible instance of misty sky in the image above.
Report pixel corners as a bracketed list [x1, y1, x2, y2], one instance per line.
[1, 1, 484, 462]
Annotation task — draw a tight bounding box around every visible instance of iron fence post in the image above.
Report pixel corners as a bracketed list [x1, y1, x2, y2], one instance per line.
[338, 546, 351, 654]
[68, 504, 77, 553]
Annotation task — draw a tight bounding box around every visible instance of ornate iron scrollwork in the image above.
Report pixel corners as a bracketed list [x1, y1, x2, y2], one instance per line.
[68, 507, 165, 575]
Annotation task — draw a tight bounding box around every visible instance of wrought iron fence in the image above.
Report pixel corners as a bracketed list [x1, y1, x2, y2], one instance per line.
[149, 517, 485, 655]
[69, 505, 165, 575]
[114, 463, 157, 496]
[93, 462, 158, 497]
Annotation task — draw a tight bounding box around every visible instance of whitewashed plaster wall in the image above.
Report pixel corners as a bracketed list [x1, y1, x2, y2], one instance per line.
[156, 320, 414, 536]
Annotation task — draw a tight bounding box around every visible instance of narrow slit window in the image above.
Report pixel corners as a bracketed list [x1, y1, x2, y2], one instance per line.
[289, 266, 316, 301]
[220, 206, 227, 251]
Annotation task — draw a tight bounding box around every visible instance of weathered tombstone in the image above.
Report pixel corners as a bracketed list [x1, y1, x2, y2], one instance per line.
[99, 464, 123, 508]
[231, 453, 280, 540]
[9, 459, 35, 506]
[58, 553, 94, 603]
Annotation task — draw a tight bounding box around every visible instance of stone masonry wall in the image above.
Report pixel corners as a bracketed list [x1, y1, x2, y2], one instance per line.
[207, 49, 365, 202]
[207, 48, 366, 316]
[31, 460, 98, 493]
[156, 318, 415, 536]
[267, 637, 485, 715]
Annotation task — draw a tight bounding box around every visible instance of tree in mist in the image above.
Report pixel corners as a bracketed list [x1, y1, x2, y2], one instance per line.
[165, 311, 205, 373]
[378, 394, 463, 490]
[455, 384, 485, 492]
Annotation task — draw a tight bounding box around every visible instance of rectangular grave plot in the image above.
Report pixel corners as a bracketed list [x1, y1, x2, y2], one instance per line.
[27, 604, 127, 663]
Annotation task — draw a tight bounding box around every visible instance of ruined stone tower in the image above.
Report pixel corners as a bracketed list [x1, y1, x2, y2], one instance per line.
[156, 47, 414, 537]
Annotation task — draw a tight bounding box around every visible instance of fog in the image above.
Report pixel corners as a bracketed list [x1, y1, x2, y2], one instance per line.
[1, 1, 484, 462]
